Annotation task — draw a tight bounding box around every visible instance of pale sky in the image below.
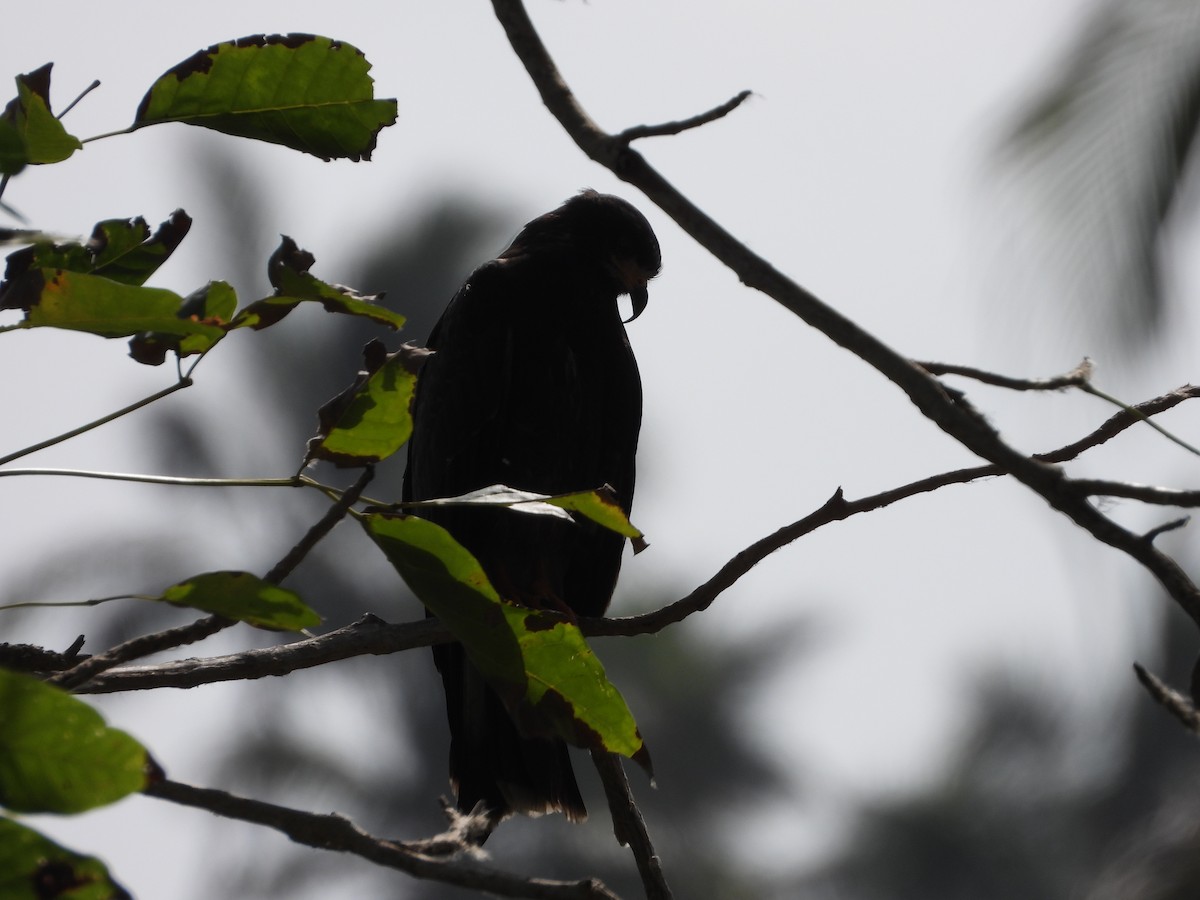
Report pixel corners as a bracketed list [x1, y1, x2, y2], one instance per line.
[7, 1, 1195, 896]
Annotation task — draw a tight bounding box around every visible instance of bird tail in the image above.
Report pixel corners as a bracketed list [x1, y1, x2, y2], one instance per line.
[434, 642, 587, 828]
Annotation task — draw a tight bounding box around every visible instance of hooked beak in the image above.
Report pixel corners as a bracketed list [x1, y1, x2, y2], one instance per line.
[612, 255, 651, 323]
[624, 283, 649, 323]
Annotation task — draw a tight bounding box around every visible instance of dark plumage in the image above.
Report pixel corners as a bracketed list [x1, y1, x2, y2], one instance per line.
[402, 190, 660, 825]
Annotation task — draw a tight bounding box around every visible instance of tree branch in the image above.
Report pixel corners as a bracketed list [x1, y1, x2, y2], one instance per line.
[145, 779, 618, 899]
[74, 615, 444, 693]
[1073, 480, 1200, 506]
[615, 90, 752, 144]
[0, 373, 194, 468]
[48, 468, 375, 692]
[490, 0, 1200, 629]
[591, 751, 672, 899]
[1133, 663, 1200, 733]
[69, 383, 1200, 692]
[914, 358, 1093, 391]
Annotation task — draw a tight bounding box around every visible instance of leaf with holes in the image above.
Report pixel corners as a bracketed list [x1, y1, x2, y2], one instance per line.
[133, 34, 397, 161]
[0, 211, 192, 308]
[0, 818, 130, 900]
[307, 339, 423, 467]
[232, 235, 404, 331]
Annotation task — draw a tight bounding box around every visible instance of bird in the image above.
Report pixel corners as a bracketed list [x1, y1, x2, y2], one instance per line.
[402, 189, 661, 827]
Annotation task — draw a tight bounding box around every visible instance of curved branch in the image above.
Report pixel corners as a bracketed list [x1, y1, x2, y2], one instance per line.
[74, 615, 445, 694]
[615, 90, 752, 143]
[145, 779, 618, 899]
[1133, 663, 1200, 733]
[1075, 480, 1200, 506]
[51, 468, 375, 692]
[490, 0, 1200, 628]
[71, 383, 1200, 692]
[914, 358, 1093, 391]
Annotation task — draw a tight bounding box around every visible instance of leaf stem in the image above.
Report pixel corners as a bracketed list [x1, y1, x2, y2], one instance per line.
[0, 468, 303, 488]
[80, 125, 138, 144]
[0, 594, 130, 612]
[58, 80, 101, 119]
[0, 375, 193, 467]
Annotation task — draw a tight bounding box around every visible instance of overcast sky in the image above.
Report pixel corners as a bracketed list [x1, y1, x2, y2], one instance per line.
[7, 1, 1197, 896]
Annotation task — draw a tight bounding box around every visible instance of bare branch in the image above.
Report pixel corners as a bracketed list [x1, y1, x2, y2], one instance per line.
[145, 779, 618, 899]
[591, 751, 672, 899]
[0, 636, 87, 673]
[1133, 663, 1200, 733]
[50, 468, 375, 692]
[264, 466, 374, 584]
[1039, 385, 1200, 462]
[1144, 517, 1190, 543]
[914, 358, 1093, 391]
[0, 375, 193, 467]
[70, 384, 1200, 692]
[1073, 481, 1200, 506]
[490, 0, 1200, 629]
[75, 615, 445, 694]
[47, 614, 232, 691]
[615, 90, 753, 143]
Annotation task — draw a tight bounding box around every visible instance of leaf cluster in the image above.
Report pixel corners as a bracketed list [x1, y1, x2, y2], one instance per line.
[0, 32, 647, 897]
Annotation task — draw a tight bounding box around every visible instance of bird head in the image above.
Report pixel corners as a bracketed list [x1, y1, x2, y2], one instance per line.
[508, 190, 661, 321]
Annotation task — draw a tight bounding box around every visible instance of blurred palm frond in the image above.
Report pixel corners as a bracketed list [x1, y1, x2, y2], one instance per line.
[997, 0, 1200, 350]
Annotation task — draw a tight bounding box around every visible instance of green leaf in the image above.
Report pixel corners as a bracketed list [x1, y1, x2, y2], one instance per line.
[0, 670, 153, 814]
[0, 118, 27, 176]
[128, 280, 238, 365]
[157, 571, 320, 631]
[306, 339, 422, 467]
[546, 485, 647, 549]
[0, 818, 130, 900]
[1, 64, 82, 165]
[0, 211, 192, 304]
[504, 604, 646, 759]
[133, 34, 398, 161]
[3, 269, 226, 354]
[86, 211, 193, 285]
[232, 235, 404, 331]
[362, 512, 650, 768]
[363, 513, 525, 699]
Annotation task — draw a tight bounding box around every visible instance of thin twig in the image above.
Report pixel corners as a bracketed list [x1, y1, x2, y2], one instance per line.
[47, 614, 232, 691]
[1040, 386, 1200, 462]
[1144, 518, 1190, 543]
[263, 466, 374, 584]
[1072, 481, 1200, 506]
[0, 636, 87, 674]
[615, 90, 753, 143]
[914, 358, 1093, 391]
[145, 779, 618, 899]
[68, 384, 1200, 692]
[0, 468, 303, 487]
[489, 0, 1200, 630]
[58, 79, 101, 119]
[48, 469, 376, 692]
[1133, 663, 1200, 733]
[1078, 381, 1200, 458]
[591, 751, 672, 899]
[0, 376, 193, 467]
[73, 616, 443, 693]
